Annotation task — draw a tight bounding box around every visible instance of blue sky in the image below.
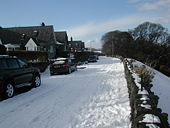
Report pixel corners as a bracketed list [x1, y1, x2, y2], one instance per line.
[0, 0, 170, 48]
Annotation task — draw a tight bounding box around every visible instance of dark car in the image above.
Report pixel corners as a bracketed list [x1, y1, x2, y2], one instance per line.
[0, 55, 41, 99]
[94, 55, 99, 60]
[50, 58, 77, 75]
[88, 55, 97, 62]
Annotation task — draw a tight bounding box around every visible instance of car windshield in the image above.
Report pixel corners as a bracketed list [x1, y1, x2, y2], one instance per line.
[89, 56, 96, 59]
[53, 60, 65, 64]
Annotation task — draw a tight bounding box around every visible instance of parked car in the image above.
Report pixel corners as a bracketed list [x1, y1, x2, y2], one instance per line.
[94, 55, 99, 60]
[50, 58, 77, 75]
[0, 55, 41, 99]
[88, 55, 98, 62]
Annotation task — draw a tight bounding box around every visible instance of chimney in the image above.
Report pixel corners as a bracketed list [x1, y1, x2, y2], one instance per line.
[41, 22, 45, 26]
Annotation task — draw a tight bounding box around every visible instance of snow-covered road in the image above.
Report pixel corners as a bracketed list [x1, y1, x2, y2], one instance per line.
[0, 56, 131, 128]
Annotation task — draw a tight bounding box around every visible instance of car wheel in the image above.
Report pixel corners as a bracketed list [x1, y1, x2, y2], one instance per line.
[3, 83, 15, 98]
[32, 75, 41, 87]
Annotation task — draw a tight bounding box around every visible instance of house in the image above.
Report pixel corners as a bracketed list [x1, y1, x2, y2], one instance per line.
[0, 28, 47, 52]
[5, 25, 57, 58]
[0, 38, 2, 45]
[68, 37, 85, 52]
[25, 38, 40, 51]
[54, 31, 68, 52]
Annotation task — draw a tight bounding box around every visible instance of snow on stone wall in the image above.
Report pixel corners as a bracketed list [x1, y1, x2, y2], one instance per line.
[124, 59, 169, 128]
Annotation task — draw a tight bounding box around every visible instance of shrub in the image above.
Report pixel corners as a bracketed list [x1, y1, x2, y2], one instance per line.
[133, 65, 154, 88]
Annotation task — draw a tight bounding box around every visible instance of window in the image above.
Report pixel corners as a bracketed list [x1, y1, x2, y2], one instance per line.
[18, 59, 27, 68]
[0, 59, 8, 69]
[6, 59, 19, 69]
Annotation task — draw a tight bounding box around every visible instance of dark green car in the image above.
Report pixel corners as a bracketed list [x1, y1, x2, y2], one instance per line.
[50, 58, 77, 75]
[0, 55, 41, 99]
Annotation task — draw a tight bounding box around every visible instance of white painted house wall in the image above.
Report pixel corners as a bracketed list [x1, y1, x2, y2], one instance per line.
[25, 38, 39, 51]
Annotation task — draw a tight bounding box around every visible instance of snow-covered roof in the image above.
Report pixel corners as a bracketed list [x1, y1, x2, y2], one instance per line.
[4, 43, 20, 48]
[56, 41, 64, 45]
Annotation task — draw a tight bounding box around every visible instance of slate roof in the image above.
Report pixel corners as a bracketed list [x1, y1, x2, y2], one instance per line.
[0, 28, 46, 47]
[0, 28, 29, 45]
[54, 31, 68, 43]
[5, 25, 56, 44]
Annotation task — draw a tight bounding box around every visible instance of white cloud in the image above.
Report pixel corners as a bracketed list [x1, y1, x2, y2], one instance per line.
[67, 14, 162, 41]
[139, 0, 170, 11]
[135, 0, 170, 24]
[85, 39, 103, 49]
[66, 1, 170, 49]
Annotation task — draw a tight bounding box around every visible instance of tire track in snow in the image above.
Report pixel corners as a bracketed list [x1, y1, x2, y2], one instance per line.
[70, 58, 131, 128]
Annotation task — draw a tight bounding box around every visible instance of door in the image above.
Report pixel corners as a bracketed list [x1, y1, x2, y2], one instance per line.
[17, 59, 33, 83]
[6, 58, 33, 85]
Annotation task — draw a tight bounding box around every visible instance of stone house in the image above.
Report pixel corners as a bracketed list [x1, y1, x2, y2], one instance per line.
[68, 37, 85, 52]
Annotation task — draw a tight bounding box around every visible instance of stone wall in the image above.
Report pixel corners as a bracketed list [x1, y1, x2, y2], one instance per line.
[123, 59, 169, 128]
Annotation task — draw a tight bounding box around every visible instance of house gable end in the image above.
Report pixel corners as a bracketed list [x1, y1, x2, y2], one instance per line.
[25, 38, 37, 47]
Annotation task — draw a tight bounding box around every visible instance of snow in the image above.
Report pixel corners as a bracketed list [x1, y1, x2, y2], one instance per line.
[140, 95, 150, 101]
[138, 89, 149, 95]
[0, 56, 131, 128]
[146, 124, 160, 128]
[140, 104, 152, 109]
[152, 71, 170, 122]
[53, 60, 65, 64]
[132, 73, 142, 89]
[139, 114, 161, 123]
[56, 41, 64, 45]
[56, 57, 67, 60]
[131, 60, 170, 123]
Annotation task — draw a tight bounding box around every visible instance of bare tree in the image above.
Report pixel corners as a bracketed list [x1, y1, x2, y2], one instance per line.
[129, 22, 168, 43]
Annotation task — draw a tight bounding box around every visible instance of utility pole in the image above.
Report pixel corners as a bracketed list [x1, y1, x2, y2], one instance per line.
[90, 40, 93, 52]
[111, 37, 114, 57]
